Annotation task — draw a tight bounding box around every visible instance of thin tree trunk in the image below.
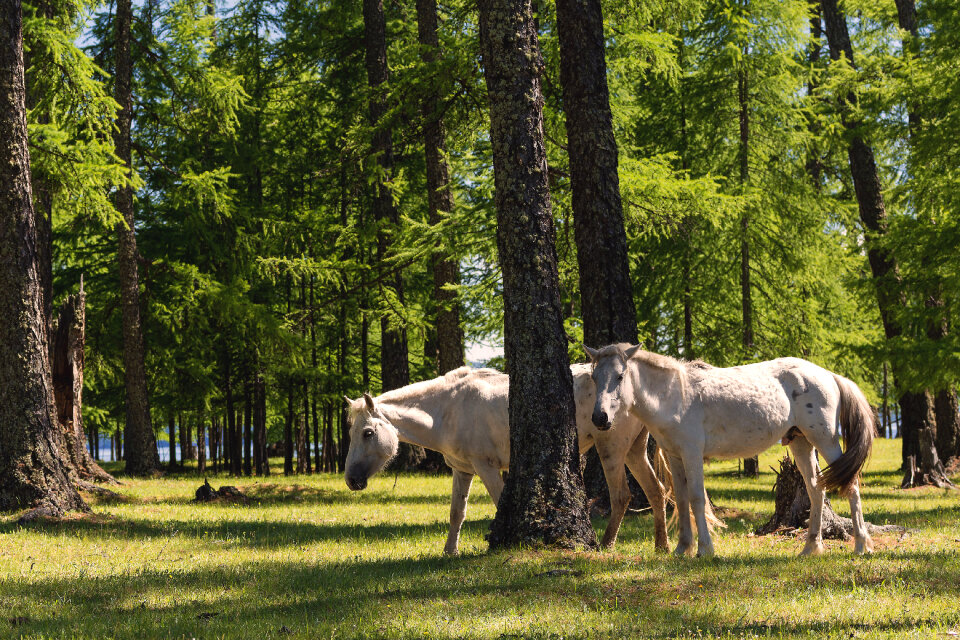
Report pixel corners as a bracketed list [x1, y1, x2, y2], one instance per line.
[737, 58, 759, 478]
[167, 414, 176, 468]
[479, 0, 597, 550]
[0, 1, 87, 516]
[284, 383, 294, 476]
[417, 0, 463, 375]
[243, 378, 252, 476]
[114, 0, 159, 476]
[197, 420, 206, 473]
[363, 0, 410, 396]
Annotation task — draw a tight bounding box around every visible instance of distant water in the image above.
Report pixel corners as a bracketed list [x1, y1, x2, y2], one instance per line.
[91, 439, 208, 463]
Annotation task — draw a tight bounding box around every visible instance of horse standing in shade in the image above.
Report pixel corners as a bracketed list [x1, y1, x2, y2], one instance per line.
[587, 343, 875, 558]
[343, 365, 670, 555]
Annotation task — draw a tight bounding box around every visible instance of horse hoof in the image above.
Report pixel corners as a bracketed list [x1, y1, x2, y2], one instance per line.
[696, 546, 715, 558]
[673, 544, 693, 557]
[799, 542, 824, 557]
[854, 538, 874, 554]
[443, 547, 459, 557]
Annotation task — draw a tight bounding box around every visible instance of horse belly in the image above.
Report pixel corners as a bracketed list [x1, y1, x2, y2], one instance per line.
[700, 401, 790, 459]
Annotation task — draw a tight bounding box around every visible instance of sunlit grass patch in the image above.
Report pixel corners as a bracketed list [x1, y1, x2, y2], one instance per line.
[0, 439, 958, 638]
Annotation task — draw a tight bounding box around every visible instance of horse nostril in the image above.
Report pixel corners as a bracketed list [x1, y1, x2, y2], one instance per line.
[592, 410, 608, 428]
[346, 476, 366, 491]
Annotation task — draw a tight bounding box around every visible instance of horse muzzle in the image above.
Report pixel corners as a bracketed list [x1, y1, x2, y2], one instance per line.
[592, 409, 612, 431]
[345, 475, 368, 491]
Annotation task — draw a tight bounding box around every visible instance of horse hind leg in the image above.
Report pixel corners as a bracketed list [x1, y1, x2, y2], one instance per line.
[804, 427, 873, 555]
[788, 436, 825, 557]
[625, 430, 670, 553]
[667, 454, 695, 556]
[847, 478, 873, 554]
[444, 470, 474, 556]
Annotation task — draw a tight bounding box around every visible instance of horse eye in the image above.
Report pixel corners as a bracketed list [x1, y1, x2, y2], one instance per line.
[617, 374, 623, 381]
[362, 428, 374, 439]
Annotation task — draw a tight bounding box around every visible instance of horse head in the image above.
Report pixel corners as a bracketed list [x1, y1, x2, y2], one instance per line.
[343, 393, 400, 490]
[584, 343, 640, 431]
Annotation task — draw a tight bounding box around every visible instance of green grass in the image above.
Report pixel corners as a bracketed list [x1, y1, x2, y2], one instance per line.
[1, 439, 958, 639]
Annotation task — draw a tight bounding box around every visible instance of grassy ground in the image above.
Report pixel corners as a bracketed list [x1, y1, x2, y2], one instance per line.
[1, 439, 958, 639]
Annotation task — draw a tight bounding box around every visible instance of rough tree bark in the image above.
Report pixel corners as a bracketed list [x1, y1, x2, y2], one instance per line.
[0, 0, 87, 518]
[819, 0, 947, 486]
[554, 0, 651, 514]
[51, 285, 118, 484]
[114, 0, 160, 475]
[480, 0, 597, 550]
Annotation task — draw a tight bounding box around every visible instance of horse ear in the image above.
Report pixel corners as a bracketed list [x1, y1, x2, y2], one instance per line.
[363, 392, 376, 411]
[343, 395, 354, 407]
[623, 344, 641, 360]
[583, 344, 600, 362]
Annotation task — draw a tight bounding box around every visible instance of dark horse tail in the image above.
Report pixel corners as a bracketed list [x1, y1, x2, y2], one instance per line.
[819, 374, 877, 496]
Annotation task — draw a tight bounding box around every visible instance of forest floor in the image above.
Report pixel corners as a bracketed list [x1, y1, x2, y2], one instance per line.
[1, 438, 958, 639]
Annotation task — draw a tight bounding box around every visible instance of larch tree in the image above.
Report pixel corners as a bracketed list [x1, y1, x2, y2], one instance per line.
[893, 0, 960, 469]
[819, 0, 948, 487]
[0, 0, 87, 518]
[481, 0, 597, 551]
[114, 0, 160, 475]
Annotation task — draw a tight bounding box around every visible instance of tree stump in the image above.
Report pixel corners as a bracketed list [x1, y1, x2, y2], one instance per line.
[902, 413, 955, 489]
[51, 282, 117, 486]
[756, 456, 903, 540]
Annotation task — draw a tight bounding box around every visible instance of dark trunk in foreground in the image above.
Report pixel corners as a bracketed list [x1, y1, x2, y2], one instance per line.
[554, 0, 649, 513]
[0, 0, 87, 517]
[114, 0, 160, 475]
[480, 0, 597, 550]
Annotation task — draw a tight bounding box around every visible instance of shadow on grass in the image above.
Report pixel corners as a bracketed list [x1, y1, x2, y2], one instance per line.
[2, 541, 958, 639]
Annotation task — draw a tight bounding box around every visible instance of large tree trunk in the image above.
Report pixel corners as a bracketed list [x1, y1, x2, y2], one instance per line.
[0, 0, 87, 517]
[114, 0, 159, 476]
[820, 0, 948, 486]
[479, 0, 597, 551]
[554, 0, 649, 514]
[51, 286, 117, 484]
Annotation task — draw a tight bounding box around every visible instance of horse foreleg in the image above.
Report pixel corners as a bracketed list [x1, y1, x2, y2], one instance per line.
[444, 470, 474, 556]
[595, 442, 630, 550]
[788, 437, 825, 556]
[625, 430, 670, 553]
[678, 450, 714, 557]
[667, 455, 694, 557]
[474, 462, 505, 509]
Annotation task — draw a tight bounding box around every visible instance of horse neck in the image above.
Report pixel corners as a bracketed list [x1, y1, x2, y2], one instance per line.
[628, 358, 684, 421]
[376, 388, 447, 452]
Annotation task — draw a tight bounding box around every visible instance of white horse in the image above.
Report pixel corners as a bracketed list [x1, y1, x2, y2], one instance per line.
[343, 365, 670, 555]
[586, 343, 875, 558]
